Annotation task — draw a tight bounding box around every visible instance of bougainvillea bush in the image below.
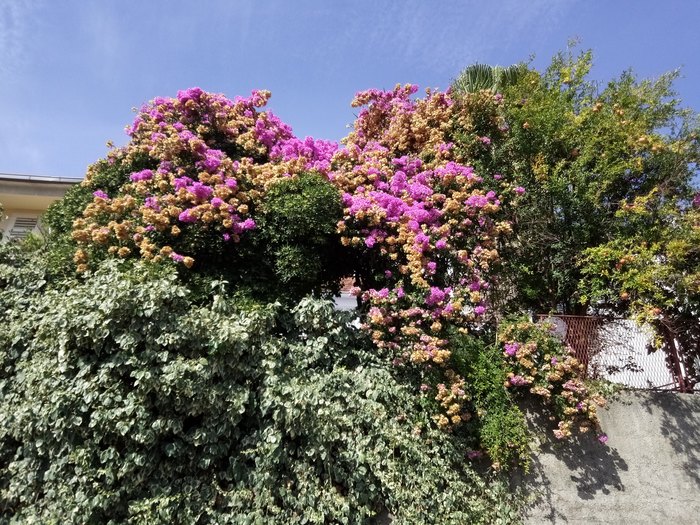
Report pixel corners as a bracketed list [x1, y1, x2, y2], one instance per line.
[330, 83, 606, 466]
[53, 87, 347, 301]
[332, 84, 520, 426]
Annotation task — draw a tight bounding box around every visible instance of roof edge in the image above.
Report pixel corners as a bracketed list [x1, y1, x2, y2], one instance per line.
[0, 172, 82, 184]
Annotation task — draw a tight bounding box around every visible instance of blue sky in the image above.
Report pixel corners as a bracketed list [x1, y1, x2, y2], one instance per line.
[1, 0, 699, 179]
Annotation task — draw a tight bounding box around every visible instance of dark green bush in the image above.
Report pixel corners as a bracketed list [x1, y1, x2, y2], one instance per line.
[255, 172, 349, 301]
[170, 172, 349, 304]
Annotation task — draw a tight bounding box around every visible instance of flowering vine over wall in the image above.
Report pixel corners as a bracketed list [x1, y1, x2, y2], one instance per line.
[70, 85, 604, 453]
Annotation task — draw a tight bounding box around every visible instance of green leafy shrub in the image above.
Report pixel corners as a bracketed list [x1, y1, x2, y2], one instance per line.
[0, 261, 520, 523]
[450, 332, 531, 471]
[246, 171, 349, 302]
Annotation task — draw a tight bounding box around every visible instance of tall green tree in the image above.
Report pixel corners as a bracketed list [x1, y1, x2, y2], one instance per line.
[451, 49, 700, 314]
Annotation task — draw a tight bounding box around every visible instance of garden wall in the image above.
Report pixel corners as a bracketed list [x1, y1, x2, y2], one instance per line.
[518, 391, 700, 524]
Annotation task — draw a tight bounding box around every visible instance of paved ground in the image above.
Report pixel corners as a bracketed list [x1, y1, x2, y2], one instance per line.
[517, 391, 700, 524]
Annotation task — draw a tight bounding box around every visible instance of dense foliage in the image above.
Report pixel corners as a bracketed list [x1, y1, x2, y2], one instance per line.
[1, 88, 527, 523]
[45, 84, 598, 456]
[0, 255, 519, 523]
[5, 47, 696, 522]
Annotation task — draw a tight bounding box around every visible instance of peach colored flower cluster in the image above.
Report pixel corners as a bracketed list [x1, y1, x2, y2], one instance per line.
[499, 320, 606, 440]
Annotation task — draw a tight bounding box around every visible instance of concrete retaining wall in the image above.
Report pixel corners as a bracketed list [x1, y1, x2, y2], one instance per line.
[518, 391, 700, 524]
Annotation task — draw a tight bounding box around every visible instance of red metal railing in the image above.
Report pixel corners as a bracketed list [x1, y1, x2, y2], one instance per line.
[537, 315, 696, 393]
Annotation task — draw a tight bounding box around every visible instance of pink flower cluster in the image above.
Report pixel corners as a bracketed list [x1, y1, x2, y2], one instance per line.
[270, 136, 339, 175]
[331, 84, 518, 427]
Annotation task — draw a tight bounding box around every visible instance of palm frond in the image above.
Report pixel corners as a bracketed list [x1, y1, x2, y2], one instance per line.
[452, 63, 528, 94]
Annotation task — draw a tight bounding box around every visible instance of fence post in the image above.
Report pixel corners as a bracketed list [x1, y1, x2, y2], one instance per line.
[661, 325, 688, 393]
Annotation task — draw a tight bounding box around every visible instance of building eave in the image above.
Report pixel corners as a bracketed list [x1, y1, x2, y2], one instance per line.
[0, 172, 82, 185]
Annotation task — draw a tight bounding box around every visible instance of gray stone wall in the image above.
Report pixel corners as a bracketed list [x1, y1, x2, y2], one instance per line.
[518, 391, 700, 524]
